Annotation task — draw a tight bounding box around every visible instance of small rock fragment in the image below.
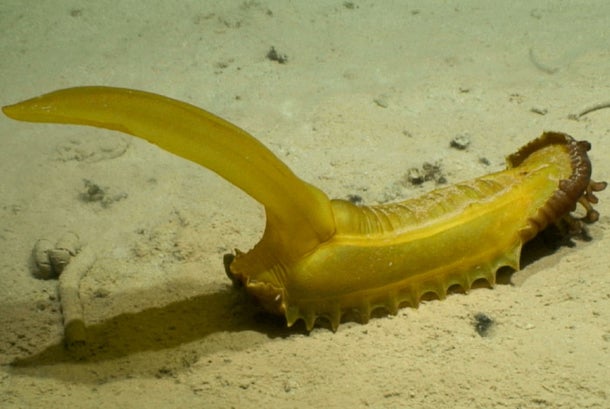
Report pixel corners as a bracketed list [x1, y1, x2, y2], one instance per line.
[266, 46, 288, 64]
[530, 106, 548, 115]
[450, 133, 470, 150]
[407, 168, 424, 185]
[473, 312, 494, 337]
[373, 95, 389, 108]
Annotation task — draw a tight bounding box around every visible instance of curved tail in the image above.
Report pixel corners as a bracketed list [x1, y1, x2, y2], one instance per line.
[3, 86, 335, 257]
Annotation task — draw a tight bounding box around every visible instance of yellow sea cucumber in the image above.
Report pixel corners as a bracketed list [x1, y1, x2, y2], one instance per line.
[3, 87, 605, 330]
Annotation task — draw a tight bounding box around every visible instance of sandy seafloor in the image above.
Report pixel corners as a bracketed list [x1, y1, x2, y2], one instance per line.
[1, 1, 609, 408]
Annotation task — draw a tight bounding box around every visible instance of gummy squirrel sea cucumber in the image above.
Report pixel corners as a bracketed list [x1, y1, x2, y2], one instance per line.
[3, 87, 605, 330]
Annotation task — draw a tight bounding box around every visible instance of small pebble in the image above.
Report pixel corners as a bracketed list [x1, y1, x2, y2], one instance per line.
[373, 96, 389, 108]
[407, 168, 424, 185]
[450, 133, 470, 150]
[266, 46, 288, 64]
[530, 106, 548, 115]
[473, 312, 494, 337]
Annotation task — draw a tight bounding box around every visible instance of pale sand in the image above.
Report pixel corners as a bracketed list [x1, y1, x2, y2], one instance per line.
[1, 1, 609, 408]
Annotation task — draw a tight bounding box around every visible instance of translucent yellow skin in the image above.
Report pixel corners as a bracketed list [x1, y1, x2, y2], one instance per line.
[234, 143, 572, 329]
[2, 87, 603, 331]
[2, 87, 335, 263]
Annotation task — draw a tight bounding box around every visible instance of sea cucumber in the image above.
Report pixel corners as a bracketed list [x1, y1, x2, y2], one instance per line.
[3, 87, 605, 331]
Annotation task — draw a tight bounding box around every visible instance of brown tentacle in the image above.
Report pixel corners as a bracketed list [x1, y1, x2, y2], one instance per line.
[579, 179, 607, 223]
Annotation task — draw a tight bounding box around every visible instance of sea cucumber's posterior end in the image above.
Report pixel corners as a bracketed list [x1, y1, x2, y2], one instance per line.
[2, 103, 18, 118]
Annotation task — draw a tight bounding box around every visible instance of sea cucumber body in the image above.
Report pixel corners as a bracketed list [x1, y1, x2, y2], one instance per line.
[3, 87, 602, 332]
[231, 132, 600, 330]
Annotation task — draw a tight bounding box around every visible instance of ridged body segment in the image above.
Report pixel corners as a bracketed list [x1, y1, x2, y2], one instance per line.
[232, 133, 603, 330]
